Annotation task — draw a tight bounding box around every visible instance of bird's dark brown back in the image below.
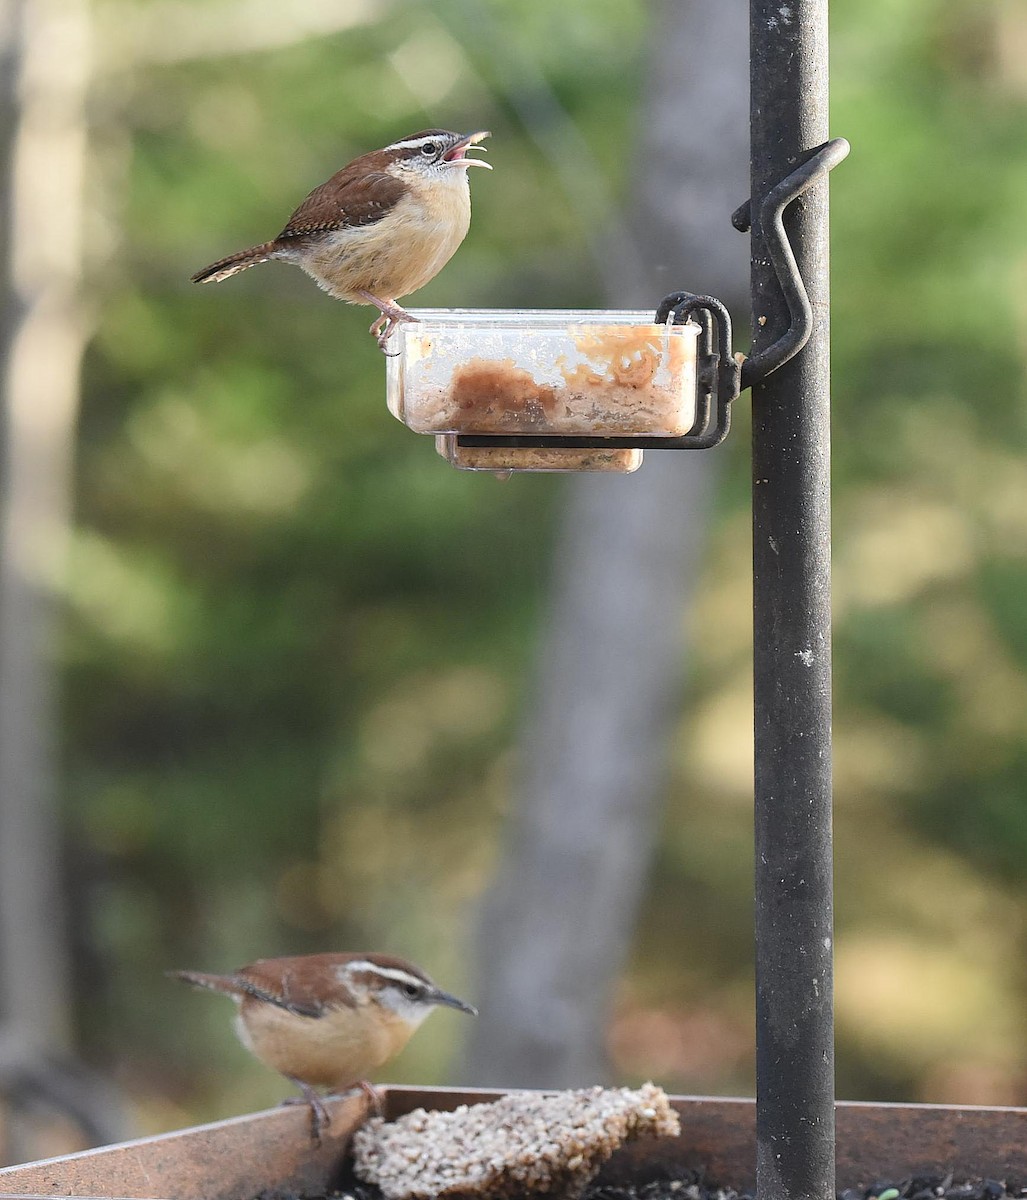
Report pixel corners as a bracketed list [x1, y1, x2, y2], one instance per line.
[235, 951, 432, 1015]
[275, 154, 408, 246]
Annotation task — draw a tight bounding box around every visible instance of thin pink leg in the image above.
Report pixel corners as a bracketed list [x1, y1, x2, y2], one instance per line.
[356, 290, 419, 352]
[283, 1078, 330, 1144]
[356, 1078, 384, 1116]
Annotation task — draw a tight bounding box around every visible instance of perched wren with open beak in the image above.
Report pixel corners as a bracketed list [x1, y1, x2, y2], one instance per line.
[171, 952, 477, 1141]
[191, 130, 491, 350]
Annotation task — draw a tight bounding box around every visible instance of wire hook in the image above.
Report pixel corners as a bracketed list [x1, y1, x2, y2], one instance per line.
[732, 137, 850, 389]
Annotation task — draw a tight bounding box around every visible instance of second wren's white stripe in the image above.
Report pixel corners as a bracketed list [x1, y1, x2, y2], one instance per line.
[341, 961, 426, 989]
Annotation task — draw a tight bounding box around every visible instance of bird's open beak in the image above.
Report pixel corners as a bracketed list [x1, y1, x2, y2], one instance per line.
[427, 987, 478, 1015]
[444, 130, 492, 169]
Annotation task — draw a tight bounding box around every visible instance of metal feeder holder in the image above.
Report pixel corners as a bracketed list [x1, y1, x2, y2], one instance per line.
[385, 139, 849, 473]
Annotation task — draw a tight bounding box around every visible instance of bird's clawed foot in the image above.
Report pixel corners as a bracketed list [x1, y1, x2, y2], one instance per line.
[283, 1079, 384, 1143]
[356, 1078, 384, 1117]
[284, 1079, 331, 1145]
[358, 291, 419, 355]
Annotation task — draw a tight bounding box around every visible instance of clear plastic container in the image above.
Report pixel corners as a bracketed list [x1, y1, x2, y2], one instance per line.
[387, 310, 700, 438]
[434, 435, 644, 474]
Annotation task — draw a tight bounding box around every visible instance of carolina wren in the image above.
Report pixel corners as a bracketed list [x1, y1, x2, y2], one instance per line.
[191, 129, 491, 350]
[171, 952, 476, 1140]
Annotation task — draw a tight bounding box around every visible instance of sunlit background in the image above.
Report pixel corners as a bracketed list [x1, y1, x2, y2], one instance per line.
[0, 0, 1025, 1165]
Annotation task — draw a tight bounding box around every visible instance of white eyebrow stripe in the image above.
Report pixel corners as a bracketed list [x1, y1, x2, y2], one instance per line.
[342, 961, 427, 989]
[386, 137, 443, 152]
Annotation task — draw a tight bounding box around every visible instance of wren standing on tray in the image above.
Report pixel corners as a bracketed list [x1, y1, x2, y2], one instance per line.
[171, 952, 477, 1141]
[190, 130, 491, 351]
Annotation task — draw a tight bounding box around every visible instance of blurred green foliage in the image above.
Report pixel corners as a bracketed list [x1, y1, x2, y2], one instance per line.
[60, 0, 1027, 1130]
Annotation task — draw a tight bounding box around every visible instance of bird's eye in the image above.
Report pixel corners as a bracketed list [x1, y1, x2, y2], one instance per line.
[421, 142, 439, 158]
[402, 982, 421, 999]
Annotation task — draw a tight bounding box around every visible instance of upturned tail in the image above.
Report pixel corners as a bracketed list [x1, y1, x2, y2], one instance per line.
[190, 241, 277, 284]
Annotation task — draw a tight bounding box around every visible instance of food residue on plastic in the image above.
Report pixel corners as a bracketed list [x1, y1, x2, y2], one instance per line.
[396, 323, 697, 438]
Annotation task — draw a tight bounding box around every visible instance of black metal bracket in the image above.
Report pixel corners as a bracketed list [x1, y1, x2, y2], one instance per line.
[456, 137, 848, 454]
[649, 292, 740, 449]
[733, 136, 850, 390]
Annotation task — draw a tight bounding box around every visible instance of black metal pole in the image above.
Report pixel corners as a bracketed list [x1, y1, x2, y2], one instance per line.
[749, 2, 835, 1200]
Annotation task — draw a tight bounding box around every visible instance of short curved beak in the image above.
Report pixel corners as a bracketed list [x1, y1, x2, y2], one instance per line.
[428, 987, 478, 1016]
[444, 130, 492, 169]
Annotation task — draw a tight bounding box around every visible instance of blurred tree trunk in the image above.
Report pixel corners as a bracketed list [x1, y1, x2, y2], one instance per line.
[0, 0, 124, 1158]
[104, 0, 386, 66]
[462, 0, 749, 1087]
[0, 0, 386, 1159]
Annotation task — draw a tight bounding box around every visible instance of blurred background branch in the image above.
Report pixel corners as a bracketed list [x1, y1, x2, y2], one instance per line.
[100, 0, 389, 67]
[434, 0, 646, 299]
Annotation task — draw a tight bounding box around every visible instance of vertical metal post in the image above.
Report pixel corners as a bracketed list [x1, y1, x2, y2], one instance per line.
[749, 2, 835, 1200]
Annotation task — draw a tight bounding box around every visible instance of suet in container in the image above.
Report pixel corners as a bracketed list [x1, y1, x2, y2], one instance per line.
[386, 310, 701, 473]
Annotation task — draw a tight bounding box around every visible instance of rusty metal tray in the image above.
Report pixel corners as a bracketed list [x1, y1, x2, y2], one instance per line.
[1, 1086, 1025, 1200]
